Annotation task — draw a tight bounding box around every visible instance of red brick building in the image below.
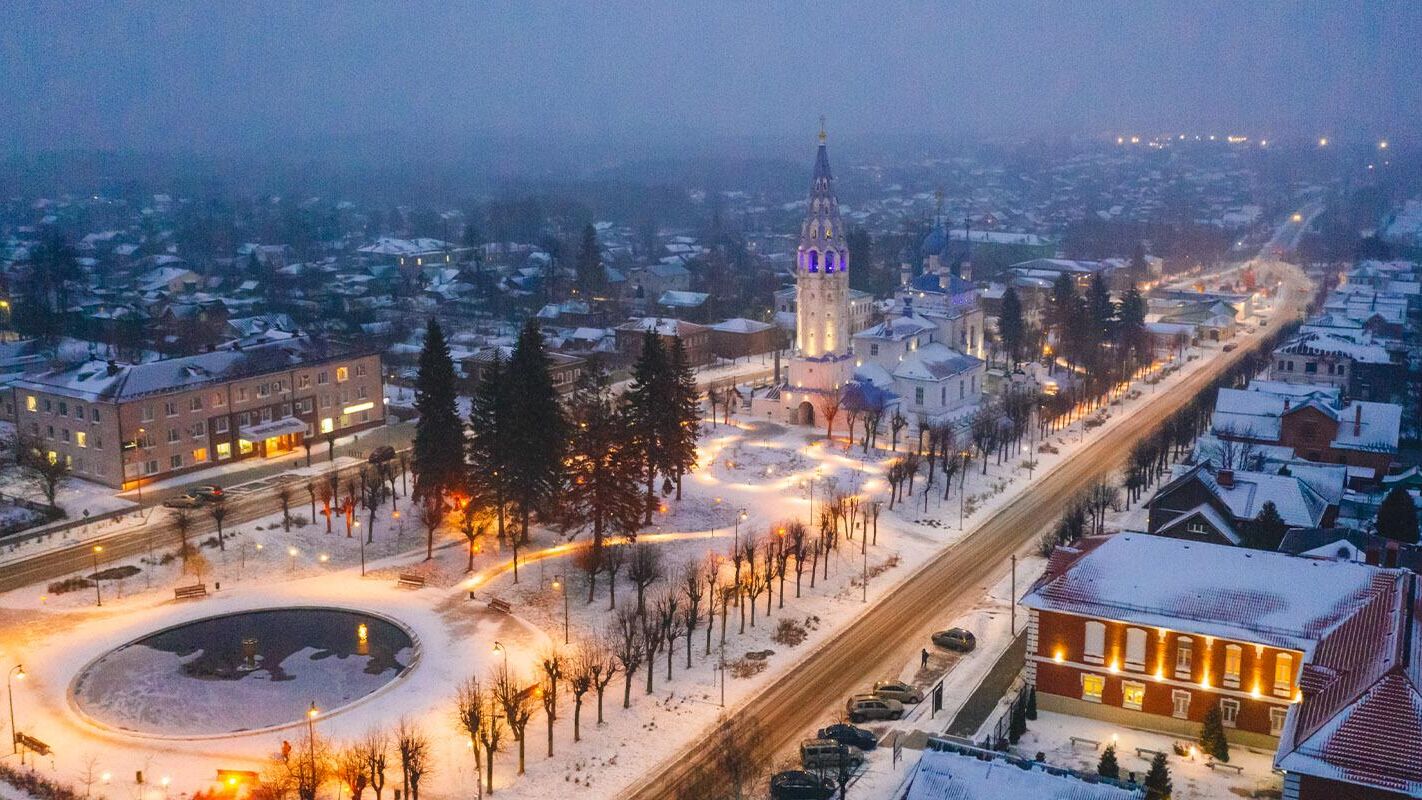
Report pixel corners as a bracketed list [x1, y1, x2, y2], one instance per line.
[1212, 386, 1400, 485]
[1022, 535, 1405, 750]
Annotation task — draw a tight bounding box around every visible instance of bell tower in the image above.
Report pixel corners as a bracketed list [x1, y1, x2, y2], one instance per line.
[795, 120, 851, 358]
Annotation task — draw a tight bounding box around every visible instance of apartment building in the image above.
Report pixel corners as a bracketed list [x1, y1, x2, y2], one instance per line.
[8, 337, 383, 489]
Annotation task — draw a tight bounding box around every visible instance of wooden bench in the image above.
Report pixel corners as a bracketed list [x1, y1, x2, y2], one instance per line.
[15, 733, 51, 756]
[1207, 760, 1243, 774]
[487, 597, 512, 614]
[174, 584, 207, 600]
[1069, 736, 1101, 751]
[397, 573, 426, 589]
[1134, 747, 1165, 760]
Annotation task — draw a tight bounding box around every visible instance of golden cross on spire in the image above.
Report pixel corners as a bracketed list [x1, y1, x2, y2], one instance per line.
[818, 115, 827, 143]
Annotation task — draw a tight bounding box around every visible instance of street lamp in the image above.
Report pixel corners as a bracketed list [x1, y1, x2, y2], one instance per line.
[306, 702, 319, 776]
[134, 428, 146, 505]
[6, 665, 22, 755]
[553, 575, 569, 644]
[288, 547, 298, 572]
[493, 640, 509, 672]
[733, 508, 747, 556]
[92, 545, 104, 607]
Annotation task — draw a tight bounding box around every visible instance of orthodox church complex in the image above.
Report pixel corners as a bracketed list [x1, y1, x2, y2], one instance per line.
[757, 130, 986, 427]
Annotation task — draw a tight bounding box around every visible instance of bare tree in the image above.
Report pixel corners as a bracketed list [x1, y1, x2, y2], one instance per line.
[569, 643, 594, 741]
[276, 732, 329, 800]
[474, 683, 504, 796]
[276, 484, 294, 532]
[493, 665, 535, 774]
[16, 437, 69, 507]
[640, 595, 667, 694]
[539, 647, 564, 757]
[627, 543, 665, 616]
[318, 478, 335, 534]
[785, 521, 808, 598]
[395, 717, 431, 800]
[418, 497, 443, 561]
[454, 676, 487, 796]
[333, 743, 369, 800]
[586, 635, 619, 724]
[170, 508, 193, 569]
[679, 562, 705, 668]
[709, 714, 769, 800]
[612, 607, 644, 709]
[356, 728, 388, 800]
[822, 395, 841, 441]
[603, 543, 627, 609]
[889, 409, 908, 451]
[701, 554, 723, 655]
[209, 496, 228, 551]
[655, 588, 684, 681]
[306, 480, 318, 525]
[461, 502, 487, 572]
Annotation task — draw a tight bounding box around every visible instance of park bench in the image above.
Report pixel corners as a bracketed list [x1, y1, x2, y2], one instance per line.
[1135, 747, 1165, 760]
[15, 733, 51, 756]
[396, 573, 426, 589]
[1069, 736, 1101, 751]
[487, 597, 512, 614]
[174, 584, 208, 600]
[1207, 760, 1243, 774]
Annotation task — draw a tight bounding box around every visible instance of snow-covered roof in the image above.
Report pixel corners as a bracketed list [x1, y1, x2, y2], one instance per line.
[357, 237, 453, 257]
[710, 318, 773, 334]
[1161, 463, 1330, 528]
[1024, 534, 1396, 651]
[657, 290, 709, 308]
[894, 344, 983, 382]
[615, 317, 707, 336]
[907, 747, 1143, 800]
[854, 313, 936, 342]
[1275, 332, 1393, 364]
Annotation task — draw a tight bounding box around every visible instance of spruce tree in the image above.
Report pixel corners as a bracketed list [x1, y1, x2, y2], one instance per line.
[998, 286, 1026, 368]
[1008, 698, 1027, 743]
[1025, 686, 1038, 720]
[411, 318, 464, 504]
[574, 223, 605, 298]
[1377, 486, 1420, 544]
[665, 336, 702, 500]
[1143, 752, 1172, 800]
[1097, 743, 1120, 779]
[1244, 500, 1289, 551]
[566, 366, 645, 600]
[626, 331, 672, 523]
[468, 350, 512, 547]
[503, 320, 569, 581]
[1116, 287, 1149, 368]
[1200, 706, 1230, 762]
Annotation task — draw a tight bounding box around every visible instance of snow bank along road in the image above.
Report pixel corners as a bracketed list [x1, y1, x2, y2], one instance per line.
[623, 270, 1308, 799]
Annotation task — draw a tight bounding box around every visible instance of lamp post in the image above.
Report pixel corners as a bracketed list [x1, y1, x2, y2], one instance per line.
[553, 575, 569, 644]
[306, 702, 319, 778]
[732, 508, 746, 556]
[134, 427, 146, 505]
[493, 640, 509, 672]
[6, 664, 23, 755]
[91, 545, 104, 607]
[288, 547, 298, 572]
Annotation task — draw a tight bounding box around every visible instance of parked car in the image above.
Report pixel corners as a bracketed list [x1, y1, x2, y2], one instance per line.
[932, 628, 977, 652]
[162, 494, 203, 509]
[192, 484, 225, 501]
[845, 694, 904, 723]
[799, 738, 865, 772]
[368, 445, 397, 464]
[872, 680, 923, 704]
[770, 770, 835, 800]
[817, 723, 878, 751]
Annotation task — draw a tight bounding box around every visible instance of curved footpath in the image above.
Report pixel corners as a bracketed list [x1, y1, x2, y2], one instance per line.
[623, 275, 1308, 799]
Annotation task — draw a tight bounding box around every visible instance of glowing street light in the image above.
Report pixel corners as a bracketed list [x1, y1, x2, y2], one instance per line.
[6, 665, 23, 755]
[493, 640, 509, 671]
[91, 545, 104, 607]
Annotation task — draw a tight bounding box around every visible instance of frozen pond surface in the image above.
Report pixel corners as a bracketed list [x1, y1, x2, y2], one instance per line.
[72, 607, 415, 736]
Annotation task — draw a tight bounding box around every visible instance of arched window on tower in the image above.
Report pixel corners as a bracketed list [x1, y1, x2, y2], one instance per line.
[840, 250, 848, 271]
[825, 251, 835, 273]
[809, 250, 819, 272]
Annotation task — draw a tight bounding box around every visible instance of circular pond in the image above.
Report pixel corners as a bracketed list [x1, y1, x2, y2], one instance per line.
[72, 608, 416, 736]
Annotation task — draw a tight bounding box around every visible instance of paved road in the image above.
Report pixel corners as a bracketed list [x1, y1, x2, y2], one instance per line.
[621, 271, 1308, 799]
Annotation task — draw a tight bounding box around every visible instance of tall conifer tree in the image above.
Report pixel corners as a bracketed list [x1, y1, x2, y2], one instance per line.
[626, 331, 671, 523]
[468, 350, 513, 547]
[412, 318, 464, 504]
[504, 320, 568, 580]
[665, 336, 701, 499]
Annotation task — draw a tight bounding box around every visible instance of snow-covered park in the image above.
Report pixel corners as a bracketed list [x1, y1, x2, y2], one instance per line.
[0, 311, 1275, 800]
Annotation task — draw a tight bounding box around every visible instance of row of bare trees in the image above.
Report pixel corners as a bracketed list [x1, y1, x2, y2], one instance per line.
[251, 720, 428, 800]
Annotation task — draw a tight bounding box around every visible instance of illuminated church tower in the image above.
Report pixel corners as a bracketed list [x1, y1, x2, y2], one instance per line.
[781, 124, 854, 424]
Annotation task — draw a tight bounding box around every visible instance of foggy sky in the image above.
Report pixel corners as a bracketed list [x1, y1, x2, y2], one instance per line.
[3, 1, 1420, 158]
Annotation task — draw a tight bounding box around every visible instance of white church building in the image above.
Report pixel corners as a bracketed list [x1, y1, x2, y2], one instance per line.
[755, 130, 984, 427]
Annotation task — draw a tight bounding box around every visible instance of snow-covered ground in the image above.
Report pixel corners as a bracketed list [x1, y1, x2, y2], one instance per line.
[0, 293, 1283, 800]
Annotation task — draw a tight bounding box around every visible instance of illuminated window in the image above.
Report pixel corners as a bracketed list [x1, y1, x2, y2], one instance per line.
[1224, 645, 1242, 688]
[1175, 637, 1193, 678]
[1220, 698, 1240, 728]
[336, 367, 349, 383]
[76, 431, 87, 448]
[1171, 690, 1191, 719]
[1274, 653, 1294, 695]
[1125, 628, 1147, 671]
[238, 439, 254, 455]
[25, 395, 36, 412]
[216, 442, 232, 460]
[320, 417, 334, 434]
[1084, 621, 1106, 665]
[1081, 674, 1104, 703]
[192, 448, 208, 463]
[1122, 681, 1145, 710]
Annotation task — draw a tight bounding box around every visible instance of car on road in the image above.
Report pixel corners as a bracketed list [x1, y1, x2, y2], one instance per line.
[871, 680, 923, 704]
[845, 694, 903, 723]
[932, 628, 977, 652]
[817, 723, 877, 751]
[192, 484, 225, 501]
[799, 738, 865, 772]
[770, 770, 835, 800]
[1222, 343, 1237, 352]
[162, 494, 204, 509]
[368, 445, 397, 464]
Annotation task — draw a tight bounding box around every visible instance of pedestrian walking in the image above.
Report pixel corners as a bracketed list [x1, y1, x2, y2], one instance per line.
[921, 648, 929, 670]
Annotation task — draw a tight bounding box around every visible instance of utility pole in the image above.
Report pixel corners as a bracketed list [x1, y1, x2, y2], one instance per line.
[1010, 554, 1017, 636]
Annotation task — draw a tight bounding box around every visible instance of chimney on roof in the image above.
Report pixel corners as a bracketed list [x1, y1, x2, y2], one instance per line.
[1283, 397, 1290, 411]
[1218, 469, 1234, 488]
[1354, 405, 1363, 436]
[1386, 540, 1401, 569]
[105, 360, 119, 376]
[1365, 544, 1381, 566]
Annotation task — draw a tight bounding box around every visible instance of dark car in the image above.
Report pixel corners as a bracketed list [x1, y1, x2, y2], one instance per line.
[932, 627, 977, 652]
[817, 723, 877, 751]
[192, 484, 224, 501]
[368, 445, 397, 464]
[770, 770, 835, 800]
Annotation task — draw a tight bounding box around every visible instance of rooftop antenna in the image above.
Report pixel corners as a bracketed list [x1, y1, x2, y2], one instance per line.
[818, 115, 827, 144]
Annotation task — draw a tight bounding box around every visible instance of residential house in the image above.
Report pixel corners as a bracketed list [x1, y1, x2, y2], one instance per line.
[1145, 464, 1334, 545]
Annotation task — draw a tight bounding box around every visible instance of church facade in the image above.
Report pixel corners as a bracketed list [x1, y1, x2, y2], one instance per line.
[756, 131, 985, 427]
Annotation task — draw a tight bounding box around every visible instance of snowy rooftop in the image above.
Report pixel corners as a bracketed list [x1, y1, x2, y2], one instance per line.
[356, 237, 454, 256]
[1023, 534, 1400, 651]
[905, 746, 1143, 800]
[895, 343, 983, 382]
